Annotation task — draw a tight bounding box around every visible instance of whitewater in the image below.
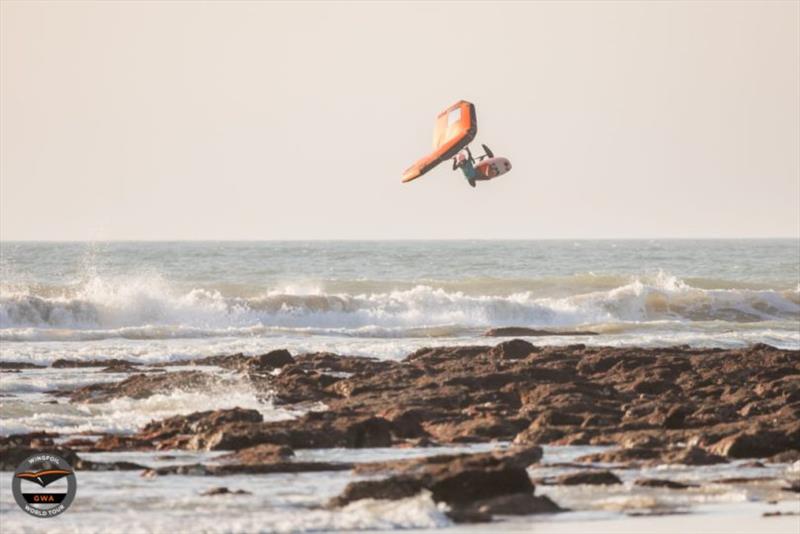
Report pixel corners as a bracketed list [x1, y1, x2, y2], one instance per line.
[1, 240, 798, 366]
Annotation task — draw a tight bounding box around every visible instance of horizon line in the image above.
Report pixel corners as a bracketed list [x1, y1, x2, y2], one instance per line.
[2, 237, 799, 243]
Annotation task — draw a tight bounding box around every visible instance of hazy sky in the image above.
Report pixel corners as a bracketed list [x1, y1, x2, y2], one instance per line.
[1, 1, 798, 240]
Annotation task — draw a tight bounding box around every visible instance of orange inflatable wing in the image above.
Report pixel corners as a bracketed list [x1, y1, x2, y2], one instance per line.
[402, 100, 477, 183]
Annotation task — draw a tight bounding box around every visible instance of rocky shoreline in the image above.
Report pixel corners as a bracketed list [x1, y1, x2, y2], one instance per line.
[2, 341, 799, 523]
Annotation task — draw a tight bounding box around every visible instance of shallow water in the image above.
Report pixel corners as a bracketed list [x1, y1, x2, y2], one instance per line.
[1, 444, 797, 533]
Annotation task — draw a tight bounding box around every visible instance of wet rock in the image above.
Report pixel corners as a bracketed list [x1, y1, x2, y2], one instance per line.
[662, 404, 693, 429]
[101, 363, 142, 373]
[0, 445, 79, 470]
[52, 358, 140, 368]
[548, 470, 622, 485]
[59, 438, 97, 451]
[0, 361, 45, 369]
[329, 476, 425, 507]
[267, 366, 342, 404]
[661, 446, 728, 466]
[355, 446, 543, 476]
[217, 444, 294, 464]
[344, 417, 394, 448]
[76, 459, 148, 471]
[90, 435, 154, 452]
[577, 447, 662, 464]
[0, 432, 60, 449]
[187, 353, 254, 370]
[249, 349, 295, 371]
[200, 487, 252, 496]
[423, 416, 526, 443]
[531, 410, 585, 427]
[444, 508, 493, 524]
[712, 476, 776, 484]
[377, 407, 428, 438]
[137, 407, 264, 450]
[488, 339, 536, 360]
[333, 446, 540, 508]
[484, 327, 597, 337]
[781, 480, 799, 493]
[769, 450, 800, 463]
[459, 492, 563, 516]
[146, 461, 352, 477]
[69, 370, 230, 403]
[513, 426, 566, 446]
[634, 478, 694, 489]
[583, 445, 729, 467]
[53, 343, 799, 469]
[708, 428, 800, 459]
[429, 465, 534, 506]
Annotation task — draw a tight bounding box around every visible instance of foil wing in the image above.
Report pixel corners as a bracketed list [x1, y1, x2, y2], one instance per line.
[402, 100, 477, 183]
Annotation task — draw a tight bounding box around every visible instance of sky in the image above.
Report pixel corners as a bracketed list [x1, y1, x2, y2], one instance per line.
[1, 1, 798, 240]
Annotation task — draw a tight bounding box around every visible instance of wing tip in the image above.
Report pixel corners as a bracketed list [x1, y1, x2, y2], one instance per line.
[401, 169, 421, 183]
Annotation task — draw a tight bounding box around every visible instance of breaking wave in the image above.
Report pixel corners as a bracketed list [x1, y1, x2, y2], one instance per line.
[1, 272, 798, 341]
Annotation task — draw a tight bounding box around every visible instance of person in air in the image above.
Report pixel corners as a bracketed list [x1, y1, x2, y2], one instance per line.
[452, 146, 478, 187]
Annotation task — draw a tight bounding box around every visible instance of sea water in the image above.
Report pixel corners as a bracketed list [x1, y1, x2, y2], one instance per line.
[1, 240, 797, 363]
[1, 240, 798, 532]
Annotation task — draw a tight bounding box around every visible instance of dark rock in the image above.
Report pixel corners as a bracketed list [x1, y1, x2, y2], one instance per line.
[249, 349, 295, 370]
[444, 508, 493, 523]
[51, 358, 139, 368]
[577, 447, 662, 464]
[54, 343, 798, 476]
[329, 476, 425, 507]
[333, 446, 539, 508]
[513, 426, 566, 446]
[531, 410, 585, 427]
[90, 435, 154, 452]
[76, 459, 147, 471]
[781, 480, 800, 493]
[484, 327, 597, 337]
[217, 444, 294, 464]
[200, 487, 252, 496]
[488, 339, 536, 360]
[146, 461, 352, 477]
[634, 478, 694, 489]
[769, 450, 800, 463]
[429, 464, 534, 506]
[69, 370, 230, 403]
[345, 417, 394, 448]
[0, 445, 79, 470]
[137, 407, 264, 450]
[712, 476, 777, 484]
[460, 492, 564, 516]
[709, 429, 799, 459]
[549, 470, 622, 485]
[187, 353, 253, 370]
[661, 447, 728, 466]
[0, 361, 45, 369]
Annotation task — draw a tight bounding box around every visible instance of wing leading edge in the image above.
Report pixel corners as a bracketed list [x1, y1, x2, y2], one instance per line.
[402, 100, 477, 183]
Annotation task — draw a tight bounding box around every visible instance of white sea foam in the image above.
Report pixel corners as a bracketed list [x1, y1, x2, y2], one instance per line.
[2, 272, 797, 340]
[0, 376, 306, 436]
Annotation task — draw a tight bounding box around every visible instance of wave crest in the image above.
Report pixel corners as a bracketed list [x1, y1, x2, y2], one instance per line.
[1, 272, 798, 337]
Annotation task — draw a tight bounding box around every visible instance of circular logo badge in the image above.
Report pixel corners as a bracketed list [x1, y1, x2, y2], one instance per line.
[12, 453, 77, 518]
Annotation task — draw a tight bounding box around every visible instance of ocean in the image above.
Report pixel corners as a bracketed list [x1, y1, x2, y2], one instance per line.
[1, 240, 799, 532]
[1, 240, 798, 365]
